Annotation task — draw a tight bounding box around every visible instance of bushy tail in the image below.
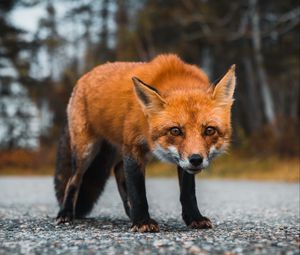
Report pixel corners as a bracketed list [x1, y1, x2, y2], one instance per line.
[75, 139, 116, 217]
[54, 123, 117, 218]
[54, 124, 72, 206]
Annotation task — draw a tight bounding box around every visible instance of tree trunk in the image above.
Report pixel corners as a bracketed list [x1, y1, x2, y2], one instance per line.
[243, 56, 263, 132]
[249, 0, 276, 126]
[201, 46, 213, 79]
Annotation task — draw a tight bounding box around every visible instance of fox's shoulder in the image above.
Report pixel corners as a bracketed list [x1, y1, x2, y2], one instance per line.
[134, 54, 210, 92]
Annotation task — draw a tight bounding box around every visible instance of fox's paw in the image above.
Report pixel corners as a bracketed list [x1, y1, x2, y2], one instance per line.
[130, 219, 160, 233]
[55, 209, 74, 225]
[188, 217, 213, 229]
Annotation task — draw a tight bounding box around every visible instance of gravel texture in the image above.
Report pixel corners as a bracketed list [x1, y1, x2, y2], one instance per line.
[0, 177, 299, 254]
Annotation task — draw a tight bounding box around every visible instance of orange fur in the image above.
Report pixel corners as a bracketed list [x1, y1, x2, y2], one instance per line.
[67, 54, 235, 164]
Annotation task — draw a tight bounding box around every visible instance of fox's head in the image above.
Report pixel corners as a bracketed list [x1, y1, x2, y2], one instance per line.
[133, 65, 236, 174]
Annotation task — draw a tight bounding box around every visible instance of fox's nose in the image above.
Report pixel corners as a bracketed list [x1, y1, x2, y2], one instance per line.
[188, 154, 203, 167]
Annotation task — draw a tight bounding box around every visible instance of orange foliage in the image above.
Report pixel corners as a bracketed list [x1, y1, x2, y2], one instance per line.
[0, 146, 56, 170]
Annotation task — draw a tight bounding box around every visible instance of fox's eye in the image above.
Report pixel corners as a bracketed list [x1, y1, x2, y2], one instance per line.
[170, 127, 182, 136]
[204, 126, 216, 136]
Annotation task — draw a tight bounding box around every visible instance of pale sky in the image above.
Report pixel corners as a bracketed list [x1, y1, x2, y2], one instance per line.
[9, 2, 67, 34]
[10, 5, 44, 32]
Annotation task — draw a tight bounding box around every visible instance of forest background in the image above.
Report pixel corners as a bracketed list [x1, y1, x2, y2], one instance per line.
[0, 0, 299, 181]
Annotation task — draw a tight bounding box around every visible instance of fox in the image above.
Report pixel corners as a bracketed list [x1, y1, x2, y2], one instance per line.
[54, 54, 236, 233]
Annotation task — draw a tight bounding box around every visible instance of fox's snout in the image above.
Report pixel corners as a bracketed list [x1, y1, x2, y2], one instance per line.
[178, 152, 210, 174]
[153, 144, 213, 174]
[188, 154, 203, 167]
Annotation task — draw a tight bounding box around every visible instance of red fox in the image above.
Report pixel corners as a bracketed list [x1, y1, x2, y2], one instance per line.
[54, 54, 236, 233]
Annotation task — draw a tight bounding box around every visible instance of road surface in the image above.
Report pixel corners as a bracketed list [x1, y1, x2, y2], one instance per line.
[0, 177, 299, 254]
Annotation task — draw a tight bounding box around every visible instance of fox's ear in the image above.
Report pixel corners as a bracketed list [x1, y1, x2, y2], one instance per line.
[213, 65, 236, 106]
[132, 77, 166, 114]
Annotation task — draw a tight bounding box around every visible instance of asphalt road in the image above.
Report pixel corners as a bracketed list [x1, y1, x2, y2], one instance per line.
[0, 177, 299, 255]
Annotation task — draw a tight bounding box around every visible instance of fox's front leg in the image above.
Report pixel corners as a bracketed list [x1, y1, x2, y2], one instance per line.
[177, 167, 212, 229]
[123, 155, 159, 233]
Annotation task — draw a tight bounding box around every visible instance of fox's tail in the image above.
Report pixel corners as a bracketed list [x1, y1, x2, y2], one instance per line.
[54, 123, 116, 218]
[54, 124, 72, 207]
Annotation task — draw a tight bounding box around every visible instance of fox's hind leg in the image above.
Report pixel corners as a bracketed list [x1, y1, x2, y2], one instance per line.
[177, 167, 212, 229]
[56, 135, 100, 224]
[114, 161, 130, 218]
[56, 86, 104, 224]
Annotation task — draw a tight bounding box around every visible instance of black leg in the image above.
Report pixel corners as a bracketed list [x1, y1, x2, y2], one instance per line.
[114, 161, 130, 218]
[56, 181, 78, 224]
[56, 151, 81, 224]
[177, 167, 212, 229]
[56, 147, 92, 224]
[123, 155, 159, 232]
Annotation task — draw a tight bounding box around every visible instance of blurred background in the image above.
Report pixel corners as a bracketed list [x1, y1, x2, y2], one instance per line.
[0, 0, 299, 181]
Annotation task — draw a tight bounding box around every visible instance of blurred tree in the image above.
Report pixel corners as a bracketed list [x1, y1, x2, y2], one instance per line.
[35, 2, 62, 79]
[0, 0, 42, 149]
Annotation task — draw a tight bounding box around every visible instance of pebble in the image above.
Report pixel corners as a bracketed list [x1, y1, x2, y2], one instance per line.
[189, 245, 207, 254]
